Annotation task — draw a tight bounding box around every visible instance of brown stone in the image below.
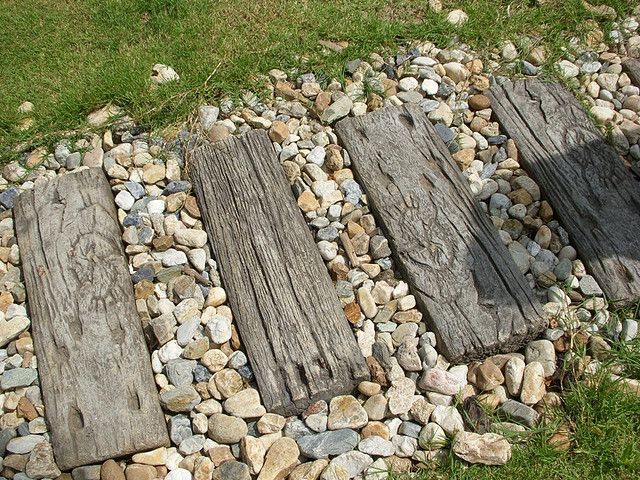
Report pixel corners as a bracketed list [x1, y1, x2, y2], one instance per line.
[473, 359, 505, 391]
[385, 456, 412, 473]
[452, 148, 475, 170]
[193, 457, 214, 480]
[4, 454, 28, 471]
[16, 396, 38, 421]
[470, 74, 490, 91]
[207, 445, 234, 466]
[125, 464, 156, 480]
[185, 196, 201, 218]
[275, 81, 299, 100]
[325, 147, 344, 172]
[468, 95, 491, 111]
[382, 78, 398, 97]
[361, 421, 390, 440]
[152, 235, 173, 251]
[314, 92, 332, 115]
[258, 437, 299, 480]
[508, 188, 533, 206]
[134, 280, 155, 299]
[0, 291, 13, 312]
[367, 356, 388, 386]
[208, 125, 230, 143]
[548, 423, 572, 451]
[268, 121, 289, 143]
[344, 302, 361, 324]
[289, 460, 327, 480]
[101, 460, 125, 480]
[297, 191, 319, 212]
[538, 200, 553, 223]
[166, 192, 187, 213]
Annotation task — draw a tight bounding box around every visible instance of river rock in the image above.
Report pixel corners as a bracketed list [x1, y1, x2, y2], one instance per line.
[452, 431, 511, 465]
[327, 395, 368, 429]
[297, 429, 360, 459]
[257, 437, 299, 480]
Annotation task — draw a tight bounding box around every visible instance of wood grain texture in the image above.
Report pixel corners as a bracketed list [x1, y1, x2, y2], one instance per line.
[190, 130, 370, 416]
[14, 168, 169, 470]
[488, 79, 640, 303]
[623, 58, 640, 86]
[335, 105, 544, 363]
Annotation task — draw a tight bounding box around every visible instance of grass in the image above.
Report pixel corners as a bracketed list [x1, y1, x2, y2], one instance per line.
[0, 0, 636, 154]
[392, 338, 640, 480]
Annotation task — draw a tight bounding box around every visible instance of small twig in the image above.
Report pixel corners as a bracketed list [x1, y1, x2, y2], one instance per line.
[182, 266, 212, 286]
[340, 231, 360, 267]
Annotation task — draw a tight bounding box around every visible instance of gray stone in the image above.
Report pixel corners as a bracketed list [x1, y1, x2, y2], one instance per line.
[370, 235, 391, 259]
[159, 385, 201, 412]
[321, 96, 353, 124]
[6, 434, 46, 454]
[330, 451, 373, 477]
[397, 91, 424, 103]
[25, 441, 62, 479]
[176, 316, 200, 346]
[179, 435, 206, 455]
[285, 418, 314, 439]
[391, 435, 417, 457]
[212, 460, 250, 480]
[297, 429, 360, 459]
[358, 436, 395, 456]
[72, 465, 102, 480]
[431, 405, 464, 436]
[579, 275, 603, 296]
[340, 179, 362, 205]
[1, 368, 37, 390]
[622, 319, 638, 342]
[165, 359, 196, 387]
[418, 422, 447, 449]
[499, 399, 539, 427]
[199, 106, 220, 131]
[398, 421, 422, 438]
[170, 414, 193, 445]
[0, 428, 17, 456]
[524, 340, 556, 377]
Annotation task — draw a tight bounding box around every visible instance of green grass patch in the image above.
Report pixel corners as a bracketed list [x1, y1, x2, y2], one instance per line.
[0, 0, 635, 152]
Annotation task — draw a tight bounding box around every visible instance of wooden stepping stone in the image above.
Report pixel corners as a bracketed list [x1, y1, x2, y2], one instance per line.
[190, 131, 370, 415]
[14, 169, 169, 470]
[488, 79, 640, 304]
[335, 105, 544, 363]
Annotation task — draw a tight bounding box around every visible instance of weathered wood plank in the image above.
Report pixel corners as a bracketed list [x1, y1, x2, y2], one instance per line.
[335, 105, 544, 363]
[488, 79, 640, 304]
[190, 130, 370, 415]
[623, 58, 640, 86]
[14, 169, 169, 470]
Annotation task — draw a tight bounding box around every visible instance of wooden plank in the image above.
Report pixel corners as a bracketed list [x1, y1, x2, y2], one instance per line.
[189, 130, 370, 416]
[335, 105, 544, 363]
[623, 58, 640, 86]
[14, 169, 169, 470]
[488, 79, 640, 304]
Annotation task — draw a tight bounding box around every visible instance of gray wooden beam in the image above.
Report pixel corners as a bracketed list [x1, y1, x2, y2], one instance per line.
[14, 169, 169, 470]
[190, 131, 370, 416]
[335, 105, 545, 363]
[488, 79, 640, 304]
